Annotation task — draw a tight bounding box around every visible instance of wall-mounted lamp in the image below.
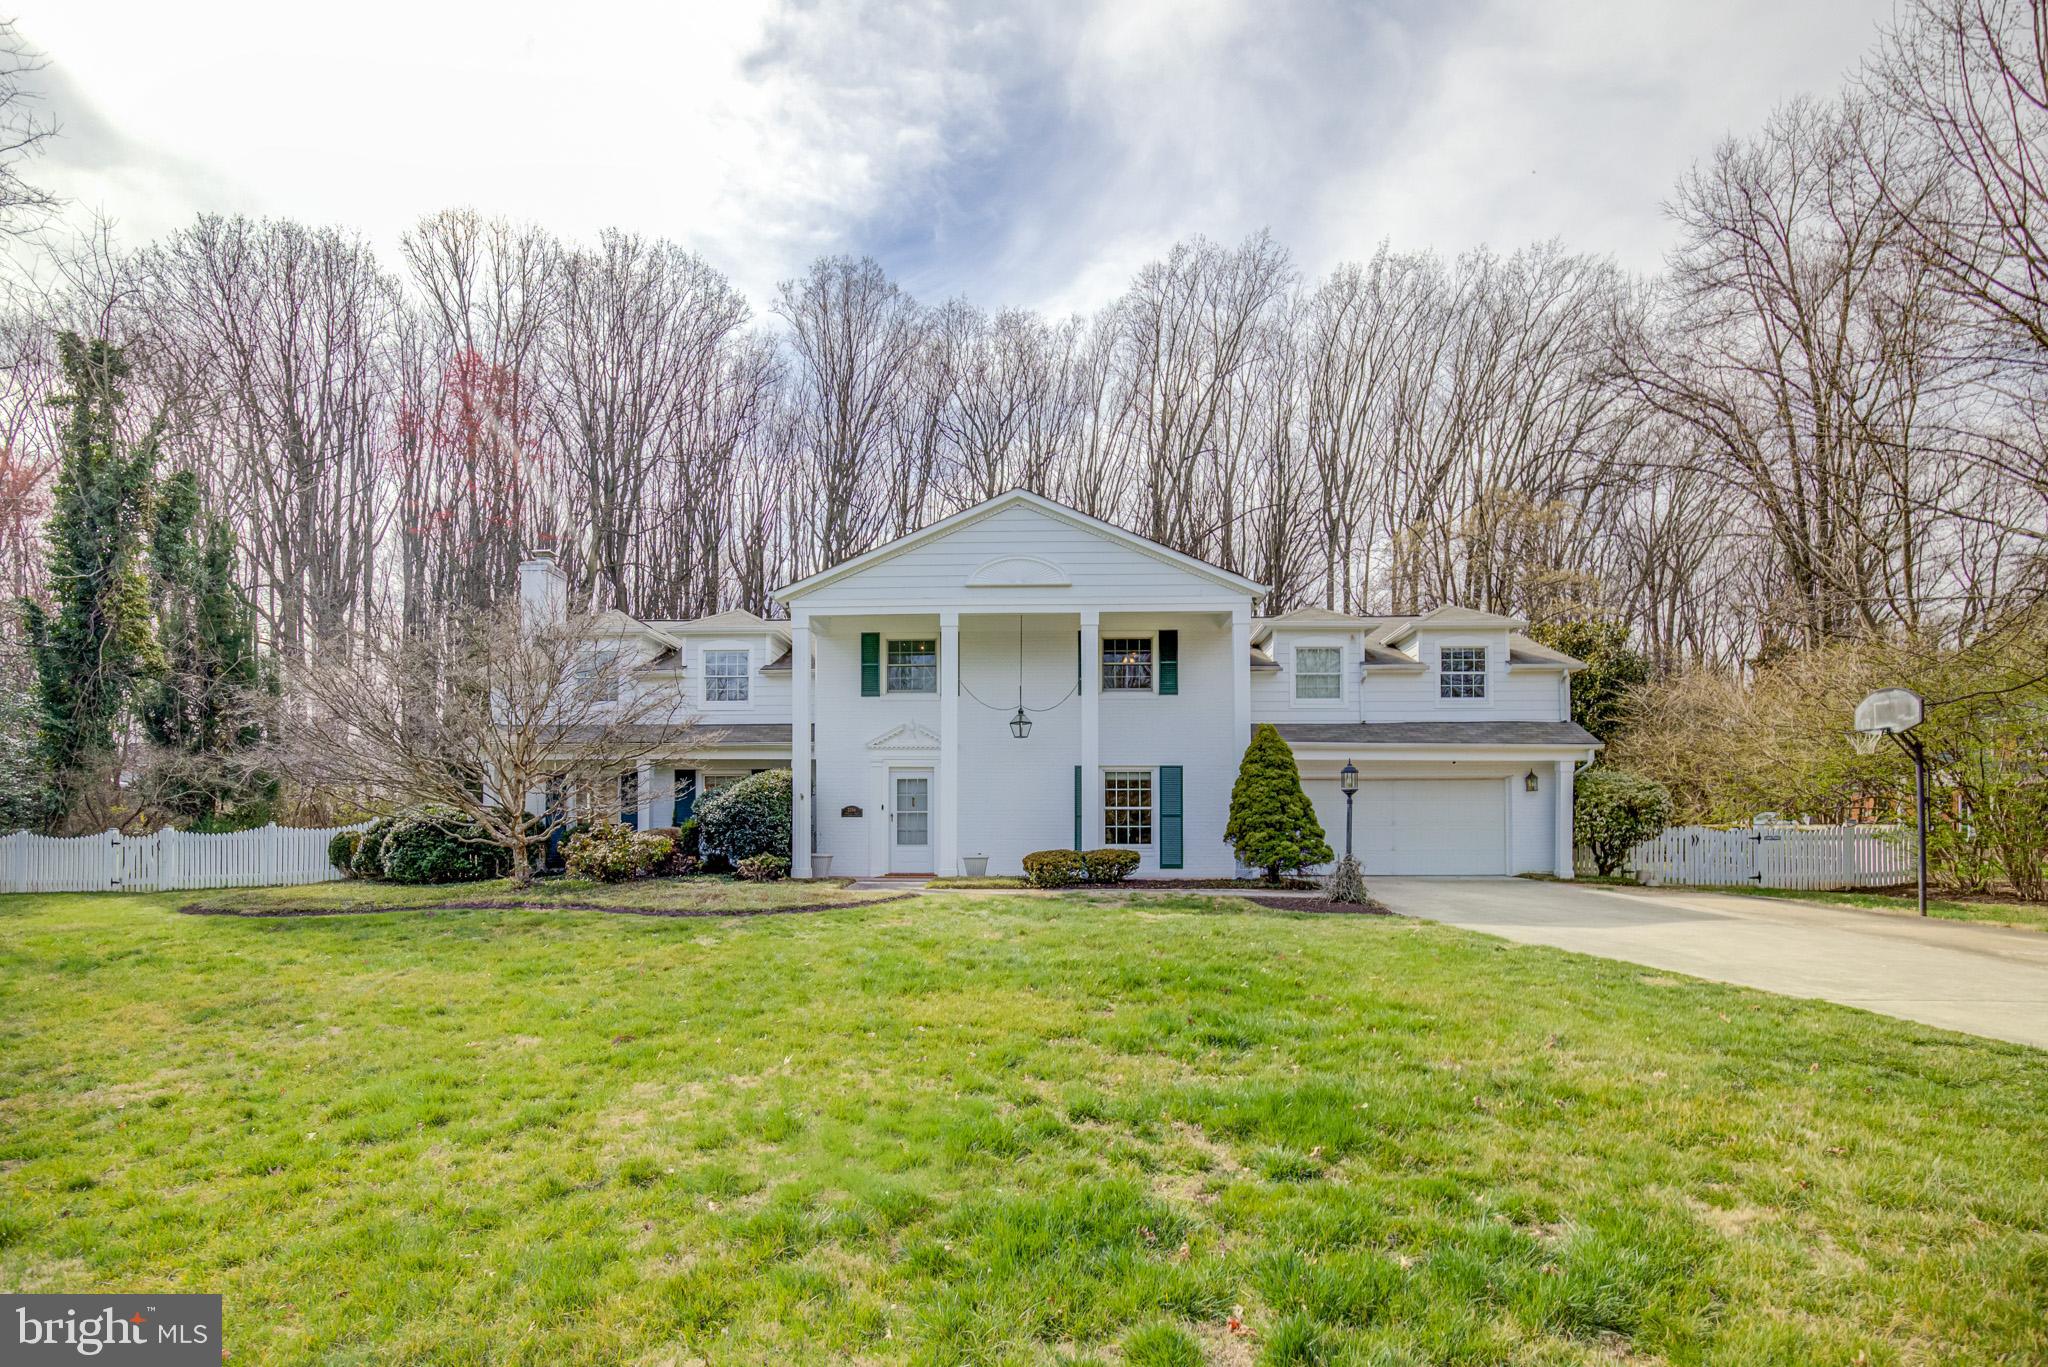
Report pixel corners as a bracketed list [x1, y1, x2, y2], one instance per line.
[1524, 770, 1540, 793]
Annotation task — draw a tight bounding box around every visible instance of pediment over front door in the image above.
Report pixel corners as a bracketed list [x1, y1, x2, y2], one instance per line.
[866, 721, 942, 752]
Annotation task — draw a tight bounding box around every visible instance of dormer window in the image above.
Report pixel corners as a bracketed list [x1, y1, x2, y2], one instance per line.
[1440, 646, 1487, 699]
[1294, 647, 1342, 700]
[704, 649, 750, 703]
[579, 649, 621, 703]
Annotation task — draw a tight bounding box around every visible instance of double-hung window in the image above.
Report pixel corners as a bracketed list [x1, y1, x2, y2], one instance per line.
[580, 649, 621, 703]
[886, 638, 937, 693]
[1294, 647, 1342, 701]
[1104, 770, 1154, 846]
[1439, 646, 1487, 700]
[704, 649, 750, 703]
[1101, 637, 1153, 692]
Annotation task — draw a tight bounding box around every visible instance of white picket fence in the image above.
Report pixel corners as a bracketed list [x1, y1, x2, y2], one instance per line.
[0, 823, 364, 894]
[1615, 823, 1913, 890]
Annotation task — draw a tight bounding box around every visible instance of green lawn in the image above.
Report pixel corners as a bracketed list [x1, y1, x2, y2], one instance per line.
[1, 889, 2043, 1365]
[178, 874, 889, 917]
[1690, 884, 2048, 933]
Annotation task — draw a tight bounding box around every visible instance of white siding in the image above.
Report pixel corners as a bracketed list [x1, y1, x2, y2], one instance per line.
[795, 503, 1246, 611]
[1356, 630, 1562, 722]
[809, 611, 1243, 877]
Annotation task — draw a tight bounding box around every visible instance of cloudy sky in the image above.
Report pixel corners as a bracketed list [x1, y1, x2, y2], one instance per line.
[19, 0, 1895, 313]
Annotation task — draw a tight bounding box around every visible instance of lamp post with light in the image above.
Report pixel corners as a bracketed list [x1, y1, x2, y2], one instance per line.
[1339, 759, 1359, 861]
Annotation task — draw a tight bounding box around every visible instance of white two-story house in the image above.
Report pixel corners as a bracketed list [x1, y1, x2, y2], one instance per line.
[519, 490, 1599, 879]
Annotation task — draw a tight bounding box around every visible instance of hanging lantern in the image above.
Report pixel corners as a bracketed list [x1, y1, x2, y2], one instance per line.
[1010, 705, 1032, 739]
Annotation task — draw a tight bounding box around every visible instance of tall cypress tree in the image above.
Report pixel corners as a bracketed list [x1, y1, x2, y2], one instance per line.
[19, 334, 161, 830]
[141, 469, 276, 827]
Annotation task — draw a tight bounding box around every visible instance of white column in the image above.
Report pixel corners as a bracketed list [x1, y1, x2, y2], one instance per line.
[1079, 609, 1100, 849]
[938, 609, 960, 876]
[791, 613, 813, 877]
[1231, 605, 1252, 752]
[1554, 759, 1576, 879]
[636, 760, 656, 830]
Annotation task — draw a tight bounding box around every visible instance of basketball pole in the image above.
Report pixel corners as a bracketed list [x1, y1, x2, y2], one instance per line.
[1888, 731, 1929, 917]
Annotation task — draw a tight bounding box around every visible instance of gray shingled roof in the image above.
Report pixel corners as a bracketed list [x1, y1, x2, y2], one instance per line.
[566, 723, 793, 746]
[1268, 721, 1601, 747]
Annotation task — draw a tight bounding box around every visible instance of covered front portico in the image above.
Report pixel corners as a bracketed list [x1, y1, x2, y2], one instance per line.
[773, 491, 1269, 880]
[786, 604, 1254, 879]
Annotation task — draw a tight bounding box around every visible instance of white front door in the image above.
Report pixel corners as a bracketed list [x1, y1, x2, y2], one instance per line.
[889, 769, 934, 874]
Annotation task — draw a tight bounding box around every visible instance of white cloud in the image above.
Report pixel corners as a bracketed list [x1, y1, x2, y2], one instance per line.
[11, 0, 1901, 313]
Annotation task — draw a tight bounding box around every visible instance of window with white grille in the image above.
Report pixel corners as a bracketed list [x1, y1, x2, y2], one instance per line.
[887, 638, 937, 693]
[1104, 769, 1153, 845]
[1439, 646, 1487, 699]
[1294, 647, 1342, 700]
[704, 649, 750, 702]
[1101, 638, 1153, 692]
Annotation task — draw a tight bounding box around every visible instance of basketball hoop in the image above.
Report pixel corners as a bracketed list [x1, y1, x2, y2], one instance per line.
[1851, 687, 1930, 918]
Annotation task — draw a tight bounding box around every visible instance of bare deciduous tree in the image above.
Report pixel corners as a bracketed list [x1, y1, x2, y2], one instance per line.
[288, 598, 701, 882]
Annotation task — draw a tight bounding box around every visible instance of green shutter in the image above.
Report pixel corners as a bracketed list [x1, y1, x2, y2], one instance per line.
[860, 632, 881, 696]
[1159, 765, 1183, 868]
[673, 769, 697, 826]
[1158, 630, 1179, 695]
[1074, 765, 1083, 851]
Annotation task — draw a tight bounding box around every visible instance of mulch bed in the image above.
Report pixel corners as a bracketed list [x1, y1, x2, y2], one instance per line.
[1240, 895, 1393, 915]
[1122, 877, 1321, 891]
[178, 892, 915, 920]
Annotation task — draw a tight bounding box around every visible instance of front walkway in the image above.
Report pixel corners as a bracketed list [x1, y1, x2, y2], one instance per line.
[1369, 877, 2048, 1050]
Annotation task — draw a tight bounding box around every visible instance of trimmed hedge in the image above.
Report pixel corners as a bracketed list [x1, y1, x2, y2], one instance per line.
[736, 853, 791, 882]
[382, 808, 510, 885]
[328, 829, 363, 878]
[1022, 848, 1085, 888]
[698, 769, 792, 863]
[1082, 848, 1142, 883]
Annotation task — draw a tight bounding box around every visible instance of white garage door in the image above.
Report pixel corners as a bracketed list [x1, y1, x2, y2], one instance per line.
[1359, 779, 1507, 876]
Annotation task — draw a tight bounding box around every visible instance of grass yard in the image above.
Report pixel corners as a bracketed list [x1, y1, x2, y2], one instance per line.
[1692, 884, 2048, 933]
[1, 889, 2043, 1365]
[178, 874, 892, 917]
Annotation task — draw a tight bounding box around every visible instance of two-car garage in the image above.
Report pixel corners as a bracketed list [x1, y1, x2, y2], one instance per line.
[1302, 776, 1512, 876]
[1275, 721, 1602, 878]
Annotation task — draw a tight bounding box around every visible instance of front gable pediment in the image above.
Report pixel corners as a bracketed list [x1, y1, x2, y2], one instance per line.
[773, 490, 1265, 607]
[866, 722, 942, 752]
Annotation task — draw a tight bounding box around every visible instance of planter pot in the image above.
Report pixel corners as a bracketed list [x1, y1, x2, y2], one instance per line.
[809, 853, 834, 877]
[960, 855, 989, 878]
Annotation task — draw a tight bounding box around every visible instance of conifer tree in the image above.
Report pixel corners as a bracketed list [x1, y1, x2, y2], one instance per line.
[19, 334, 161, 830]
[1225, 723, 1332, 882]
[141, 468, 276, 827]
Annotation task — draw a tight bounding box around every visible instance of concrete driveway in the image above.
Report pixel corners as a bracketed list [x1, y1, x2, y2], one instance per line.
[1370, 877, 2048, 1050]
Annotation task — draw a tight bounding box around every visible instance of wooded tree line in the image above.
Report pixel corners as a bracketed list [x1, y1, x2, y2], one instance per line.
[3, 1, 2043, 678]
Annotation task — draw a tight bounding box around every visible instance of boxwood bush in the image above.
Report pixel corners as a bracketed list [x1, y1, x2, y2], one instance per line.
[564, 822, 673, 882]
[698, 769, 792, 863]
[1022, 848, 1085, 888]
[382, 808, 510, 885]
[327, 829, 364, 878]
[736, 853, 790, 882]
[1081, 848, 1142, 884]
